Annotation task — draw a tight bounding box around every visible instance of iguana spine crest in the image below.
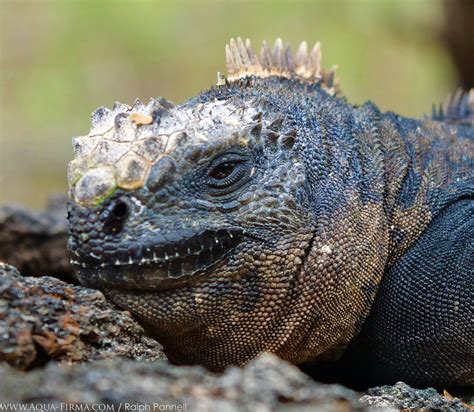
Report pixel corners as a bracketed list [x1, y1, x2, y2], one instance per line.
[225, 37, 339, 94]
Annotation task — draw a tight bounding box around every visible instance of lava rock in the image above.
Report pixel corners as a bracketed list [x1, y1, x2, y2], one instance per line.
[0, 195, 72, 282]
[0, 263, 165, 369]
[360, 381, 470, 411]
[0, 353, 365, 411]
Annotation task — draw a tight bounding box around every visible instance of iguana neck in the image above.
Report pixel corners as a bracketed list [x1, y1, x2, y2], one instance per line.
[377, 111, 472, 265]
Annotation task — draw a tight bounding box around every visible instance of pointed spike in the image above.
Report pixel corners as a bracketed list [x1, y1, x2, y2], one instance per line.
[146, 98, 163, 114]
[268, 116, 284, 131]
[438, 102, 443, 118]
[260, 40, 273, 71]
[272, 38, 284, 72]
[250, 122, 263, 137]
[273, 38, 283, 52]
[224, 38, 337, 88]
[132, 98, 145, 111]
[265, 130, 279, 145]
[229, 38, 243, 72]
[237, 37, 250, 67]
[279, 130, 297, 149]
[254, 96, 272, 112]
[308, 41, 322, 78]
[252, 112, 262, 122]
[245, 38, 258, 66]
[295, 41, 308, 67]
[226, 44, 236, 75]
[454, 88, 463, 105]
[324, 65, 337, 86]
[321, 65, 340, 95]
[112, 101, 130, 112]
[442, 93, 452, 115]
[460, 90, 469, 108]
[283, 43, 294, 74]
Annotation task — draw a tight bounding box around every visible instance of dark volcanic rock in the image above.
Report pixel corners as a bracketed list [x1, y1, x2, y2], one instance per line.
[0, 263, 165, 369]
[0, 354, 365, 411]
[360, 381, 470, 411]
[0, 195, 73, 282]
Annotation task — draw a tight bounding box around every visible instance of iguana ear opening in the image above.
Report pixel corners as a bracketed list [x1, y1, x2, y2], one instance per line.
[224, 37, 340, 95]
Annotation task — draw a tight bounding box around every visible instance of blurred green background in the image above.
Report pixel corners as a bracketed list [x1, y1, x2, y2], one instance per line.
[0, 0, 456, 208]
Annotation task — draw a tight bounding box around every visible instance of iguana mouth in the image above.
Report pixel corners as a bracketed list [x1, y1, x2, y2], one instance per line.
[70, 228, 245, 291]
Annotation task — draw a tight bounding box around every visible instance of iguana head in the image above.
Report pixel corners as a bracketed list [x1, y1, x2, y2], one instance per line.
[68, 39, 387, 370]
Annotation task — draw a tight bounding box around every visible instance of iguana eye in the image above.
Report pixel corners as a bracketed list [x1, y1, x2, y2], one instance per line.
[210, 162, 237, 180]
[206, 154, 252, 194]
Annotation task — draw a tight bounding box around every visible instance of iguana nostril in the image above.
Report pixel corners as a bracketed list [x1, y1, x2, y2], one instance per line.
[103, 199, 129, 234]
[112, 201, 128, 219]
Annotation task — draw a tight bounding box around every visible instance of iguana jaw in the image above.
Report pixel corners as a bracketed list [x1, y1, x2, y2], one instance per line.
[69, 227, 246, 292]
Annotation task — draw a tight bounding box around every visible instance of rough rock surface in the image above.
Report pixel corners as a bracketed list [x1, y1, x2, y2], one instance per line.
[0, 354, 365, 411]
[0, 263, 165, 370]
[0, 195, 73, 282]
[360, 382, 470, 411]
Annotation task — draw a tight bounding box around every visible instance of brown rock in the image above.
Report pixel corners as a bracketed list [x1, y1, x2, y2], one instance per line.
[0, 263, 165, 370]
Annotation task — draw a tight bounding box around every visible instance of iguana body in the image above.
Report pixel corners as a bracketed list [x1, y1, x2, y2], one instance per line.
[67, 39, 473, 387]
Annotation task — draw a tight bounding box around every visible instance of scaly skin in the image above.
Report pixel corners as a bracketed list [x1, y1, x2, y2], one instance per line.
[67, 39, 473, 387]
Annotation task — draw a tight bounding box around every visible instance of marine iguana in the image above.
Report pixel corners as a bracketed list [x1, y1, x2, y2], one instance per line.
[67, 38, 473, 387]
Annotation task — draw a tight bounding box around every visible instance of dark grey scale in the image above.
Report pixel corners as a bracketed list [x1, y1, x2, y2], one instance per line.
[155, 188, 179, 206]
[127, 243, 143, 261]
[91, 106, 110, 124]
[141, 241, 156, 260]
[163, 231, 183, 243]
[163, 242, 178, 258]
[151, 107, 169, 124]
[79, 251, 101, 266]
[182, 234, 203, 253]
[80, 243, 91, 254]
[102, 249, 119, 262]
[210, 237, 227, 258]
[102, 242, 116, 252]
[156, 97, 175, 110]
[84, 244, 101, 259]
[176, 233, 197, 255]
[219, 201, 240, 211]
[146, 157, 176, 192]
[197, 249, 212, 268]
[115, 238, 136, 262]
[167, 259, 182, 278]
[114, 112, 129, 129]
[181, 254, 199, 275]
[198, 230, 216, 249]
[220, 233, 236, 250]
